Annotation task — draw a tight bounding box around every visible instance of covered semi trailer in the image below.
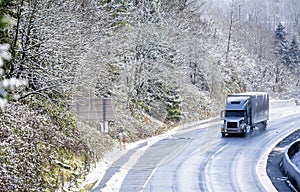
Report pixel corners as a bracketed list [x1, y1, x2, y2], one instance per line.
[221, 92, 269, 137]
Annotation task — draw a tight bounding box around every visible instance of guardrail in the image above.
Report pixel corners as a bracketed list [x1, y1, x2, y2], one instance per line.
[282, 139, 300, 190]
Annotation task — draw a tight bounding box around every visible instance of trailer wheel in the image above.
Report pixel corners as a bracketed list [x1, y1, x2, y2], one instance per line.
[260, 121, 267, 131]
[262, 121, 267, 130]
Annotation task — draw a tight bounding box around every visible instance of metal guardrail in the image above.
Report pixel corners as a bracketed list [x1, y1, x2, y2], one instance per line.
[282, 139, 300, 190]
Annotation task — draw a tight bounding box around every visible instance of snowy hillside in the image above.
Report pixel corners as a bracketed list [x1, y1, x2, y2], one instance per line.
[0, 0, 300, 190]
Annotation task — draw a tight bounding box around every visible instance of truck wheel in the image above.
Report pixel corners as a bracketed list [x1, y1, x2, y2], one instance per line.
[240, 132, 246, 137]
[221, 133, 225, 137]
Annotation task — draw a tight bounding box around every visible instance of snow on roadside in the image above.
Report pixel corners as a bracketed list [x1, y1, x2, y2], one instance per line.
[269, 99, 300, 121]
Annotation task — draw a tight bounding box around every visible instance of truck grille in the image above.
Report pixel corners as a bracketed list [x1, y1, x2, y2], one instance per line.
[227, 122, 238, 128]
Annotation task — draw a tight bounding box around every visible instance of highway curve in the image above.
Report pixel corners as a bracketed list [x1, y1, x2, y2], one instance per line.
[92, 100, 300, 192]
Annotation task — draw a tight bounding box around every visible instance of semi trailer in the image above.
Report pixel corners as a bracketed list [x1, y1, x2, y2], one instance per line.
[221, 92, 269, 137]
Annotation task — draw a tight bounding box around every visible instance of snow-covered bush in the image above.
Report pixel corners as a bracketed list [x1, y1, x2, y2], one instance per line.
[0, 44, 11, 109]
[0, 44, 27, 110]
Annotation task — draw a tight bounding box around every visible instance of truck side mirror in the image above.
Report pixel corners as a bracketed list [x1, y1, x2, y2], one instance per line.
[220, 110, 225, 119]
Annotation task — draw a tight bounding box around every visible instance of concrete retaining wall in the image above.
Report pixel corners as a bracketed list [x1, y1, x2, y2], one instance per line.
[282, 139, 300, 190]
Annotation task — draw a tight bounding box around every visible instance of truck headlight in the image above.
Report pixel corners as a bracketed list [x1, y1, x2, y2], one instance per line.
[240, 124, 246, 129]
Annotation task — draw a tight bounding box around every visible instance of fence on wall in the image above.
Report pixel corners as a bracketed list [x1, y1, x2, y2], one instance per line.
[68, 97, 114, 133]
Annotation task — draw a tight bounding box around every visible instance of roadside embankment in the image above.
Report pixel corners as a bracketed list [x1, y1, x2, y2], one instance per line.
[267, 129, 300, 192]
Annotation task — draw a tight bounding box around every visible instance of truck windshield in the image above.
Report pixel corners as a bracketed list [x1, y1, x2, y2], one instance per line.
[225, 110, 244, 117]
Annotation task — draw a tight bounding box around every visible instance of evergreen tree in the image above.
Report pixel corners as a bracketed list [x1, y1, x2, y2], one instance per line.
[288, 36, 300, 72]
[165, 88, 181, 122]
[274, 23, 288, 61]
[273, 23, 291, 92]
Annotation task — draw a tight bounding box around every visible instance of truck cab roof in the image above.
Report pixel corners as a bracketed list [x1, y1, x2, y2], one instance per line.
[226, 96, 250, 110]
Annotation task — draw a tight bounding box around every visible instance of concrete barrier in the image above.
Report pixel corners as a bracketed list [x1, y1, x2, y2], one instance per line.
[282, 139, 300, 190]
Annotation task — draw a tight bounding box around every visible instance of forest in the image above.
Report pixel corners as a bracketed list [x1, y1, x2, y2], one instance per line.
[0, 0, 300, 190]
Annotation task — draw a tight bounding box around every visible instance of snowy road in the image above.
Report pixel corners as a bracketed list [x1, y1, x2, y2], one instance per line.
[91, 100, 300, 192]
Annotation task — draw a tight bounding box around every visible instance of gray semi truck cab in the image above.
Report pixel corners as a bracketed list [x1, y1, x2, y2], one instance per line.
[221, 92, 269, 137]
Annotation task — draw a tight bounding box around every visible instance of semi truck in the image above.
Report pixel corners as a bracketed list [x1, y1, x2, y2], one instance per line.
[221, 92, 269, 137]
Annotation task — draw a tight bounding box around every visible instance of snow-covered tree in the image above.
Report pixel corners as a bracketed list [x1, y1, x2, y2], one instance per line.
[287, 36, 300, 70]
[274, 23, 288, 57]
[287, 36, 300, 91]
[272, 23, 298, 93]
